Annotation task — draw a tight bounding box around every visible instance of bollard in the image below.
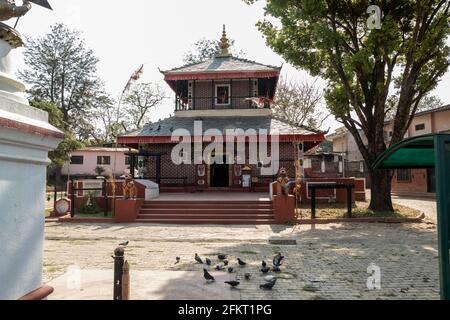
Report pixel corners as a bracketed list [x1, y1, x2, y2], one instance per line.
[122, 261, 130, 300]
[112, 247, 125, 300]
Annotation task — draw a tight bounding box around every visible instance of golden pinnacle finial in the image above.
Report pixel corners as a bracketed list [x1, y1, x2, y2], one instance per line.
[218, 24, 231, 57]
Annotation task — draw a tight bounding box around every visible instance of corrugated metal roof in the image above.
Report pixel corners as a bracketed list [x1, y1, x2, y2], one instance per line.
[122, 116, 320, 138]
[162, 56, 281, 75]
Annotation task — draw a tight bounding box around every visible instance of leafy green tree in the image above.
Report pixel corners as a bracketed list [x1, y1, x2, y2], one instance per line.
[183, 38, 245, 64]
[19, 23, 105, 137]
[245, 0, 450, 211]
[31, 101, 83, 182]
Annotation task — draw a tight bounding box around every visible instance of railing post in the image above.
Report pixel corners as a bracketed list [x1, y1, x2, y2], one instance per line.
[347, 185, 353, 218]
[70, 179, 75, 218]
[113, 247, 125, 301]
[103, 179, 108, 217]
[122, 261, 130, 300]
[311, 187, 316, 220]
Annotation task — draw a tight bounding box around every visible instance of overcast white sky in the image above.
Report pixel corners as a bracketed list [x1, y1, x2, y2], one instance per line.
[10, 0, 450, 132]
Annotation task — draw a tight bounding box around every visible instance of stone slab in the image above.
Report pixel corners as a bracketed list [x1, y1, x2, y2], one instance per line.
[48, 269, 240, 300]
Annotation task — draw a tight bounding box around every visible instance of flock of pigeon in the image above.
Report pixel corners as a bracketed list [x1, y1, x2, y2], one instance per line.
[175, 252, 285, 290]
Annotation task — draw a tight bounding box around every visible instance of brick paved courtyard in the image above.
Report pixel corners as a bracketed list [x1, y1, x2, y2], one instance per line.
[44, 220, 440, 300]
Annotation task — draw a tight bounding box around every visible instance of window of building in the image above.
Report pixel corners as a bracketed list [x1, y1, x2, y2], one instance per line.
[70, 156, 84, 165]
[97, 156, 111, 165]
[215, 84, 230, 105]
[397, 169, 411, 182]
[415, 123, 425, 131]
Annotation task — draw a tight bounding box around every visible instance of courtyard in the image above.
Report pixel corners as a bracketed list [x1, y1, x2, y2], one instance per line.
[44, 215, 440, 300]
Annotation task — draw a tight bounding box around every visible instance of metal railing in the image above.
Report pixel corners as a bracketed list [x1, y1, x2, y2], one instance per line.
[175, 96, 271, 111]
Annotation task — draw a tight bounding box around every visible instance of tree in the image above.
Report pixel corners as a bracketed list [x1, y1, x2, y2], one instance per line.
[19, 23, 104, 137]
[273, 78, 328, 130]
[183, 38, 245, 64]
[245, 0, 450, 211]
[386, 94, 444, 120]
[122, 83, 166, 130]
[30, 101, 84, 183]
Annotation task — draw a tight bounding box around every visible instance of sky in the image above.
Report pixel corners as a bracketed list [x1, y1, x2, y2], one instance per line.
[10, 0, 450, 133]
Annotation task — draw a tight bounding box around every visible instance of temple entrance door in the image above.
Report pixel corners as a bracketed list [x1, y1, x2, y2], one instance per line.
[210, 156, 230, 188]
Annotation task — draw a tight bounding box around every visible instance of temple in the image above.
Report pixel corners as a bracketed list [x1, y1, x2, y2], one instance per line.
[118, 26, 325, 192]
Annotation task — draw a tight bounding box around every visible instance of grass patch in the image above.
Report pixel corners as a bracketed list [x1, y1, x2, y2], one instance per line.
[297, 202, 421, 219]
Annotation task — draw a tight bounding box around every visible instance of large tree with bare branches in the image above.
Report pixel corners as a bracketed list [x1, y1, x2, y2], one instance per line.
[245, 0, 450, 211]
[273, 78, 328, 130]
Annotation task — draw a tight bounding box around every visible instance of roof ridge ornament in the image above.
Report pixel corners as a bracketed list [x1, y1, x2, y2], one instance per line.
[217, 24, 231, 57]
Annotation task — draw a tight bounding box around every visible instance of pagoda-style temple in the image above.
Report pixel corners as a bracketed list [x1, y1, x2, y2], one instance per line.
[118, 26, 325, 193]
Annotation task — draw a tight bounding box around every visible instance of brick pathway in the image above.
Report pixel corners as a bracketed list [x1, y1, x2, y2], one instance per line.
[44, 221, 440, 300]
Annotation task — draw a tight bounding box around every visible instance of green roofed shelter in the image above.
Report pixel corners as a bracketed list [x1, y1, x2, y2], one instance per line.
[374, 134, 450, 300]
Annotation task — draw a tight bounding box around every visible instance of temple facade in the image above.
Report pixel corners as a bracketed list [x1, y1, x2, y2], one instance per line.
[118, 27, 325, 192]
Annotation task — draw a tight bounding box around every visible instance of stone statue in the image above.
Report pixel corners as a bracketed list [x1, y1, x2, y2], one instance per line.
[275, 168, 290, 196]
[122, 174, 137, 200]
[0, 0, 32, 21]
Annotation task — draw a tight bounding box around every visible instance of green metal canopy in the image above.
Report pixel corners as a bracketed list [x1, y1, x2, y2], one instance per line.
[374, 134, 437, 169]
[374, 133, 450, 300]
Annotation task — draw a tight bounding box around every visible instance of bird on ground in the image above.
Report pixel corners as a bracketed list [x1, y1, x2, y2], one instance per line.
[264, 275, 276, 282]
[203, 268, 215, 282]
[272, 266, 281, 273]
[218, 254, 228, 260]
[237, 258, 247, 266]
[273, 253, 285, 267]
[245, 273, 252, 280]
[195, 253, 203, 264]
[260, 279, 277, 290]
[205, 258, 212, 266]
[119, 241, 129, 247]
[215, 265, 225, 271]
[228, 267, 235, 274]
[261, 266, 270, 274]
[223, 260, 229, 266]
[262, 260, 267, 268]
[225, 281, 240, 288]
[175, 257, 180, 264]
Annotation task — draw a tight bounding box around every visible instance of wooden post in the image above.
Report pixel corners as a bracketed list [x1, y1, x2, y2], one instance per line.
[347, 185, 353, 218]
[103, 179, 108, 217]
[311, 188, 316, 220]
[113, 247, 125, 300]
[70, 180, 75, 218]
[122, 261, 130, 300]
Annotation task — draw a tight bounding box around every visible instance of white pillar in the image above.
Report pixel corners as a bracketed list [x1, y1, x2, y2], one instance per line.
[0, 34, 63, 300]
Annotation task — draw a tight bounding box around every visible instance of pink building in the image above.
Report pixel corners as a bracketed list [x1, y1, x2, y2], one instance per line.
[61, 147, 131, 178]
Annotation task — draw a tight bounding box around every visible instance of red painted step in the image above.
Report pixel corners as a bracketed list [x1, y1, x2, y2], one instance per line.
[136, 200, 275, 224]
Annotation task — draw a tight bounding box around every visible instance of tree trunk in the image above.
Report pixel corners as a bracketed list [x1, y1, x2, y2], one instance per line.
[369, 169, 394, 212]
[54, 166, 62, 186]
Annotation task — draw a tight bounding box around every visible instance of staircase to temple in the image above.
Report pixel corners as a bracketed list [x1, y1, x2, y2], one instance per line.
[137, 200, 275, 224]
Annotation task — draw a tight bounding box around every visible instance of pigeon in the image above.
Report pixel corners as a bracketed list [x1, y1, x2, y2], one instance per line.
[273, 253, 285, 267]
[260, 279, 277, 290]
[261, 266, 270, 274]
[272, 266, 281, 273]
[195, 253, 204, 264]
[264, 275, 276, 282]
[223, 260, 229, 266]
[218, 254, 228, 260]
[228, 267, 235, 274]
[215, 265, 225, 271]
[119, 241, 129, 247]
[262, 260, 267, 268]
[225, 281, 240, 288]
[175, 257, 180, 264]
[203, 268, 215, 282]
[237, 258, 247, 266]
[205, 258, 212, 266]
[244, 273, 252, 280]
